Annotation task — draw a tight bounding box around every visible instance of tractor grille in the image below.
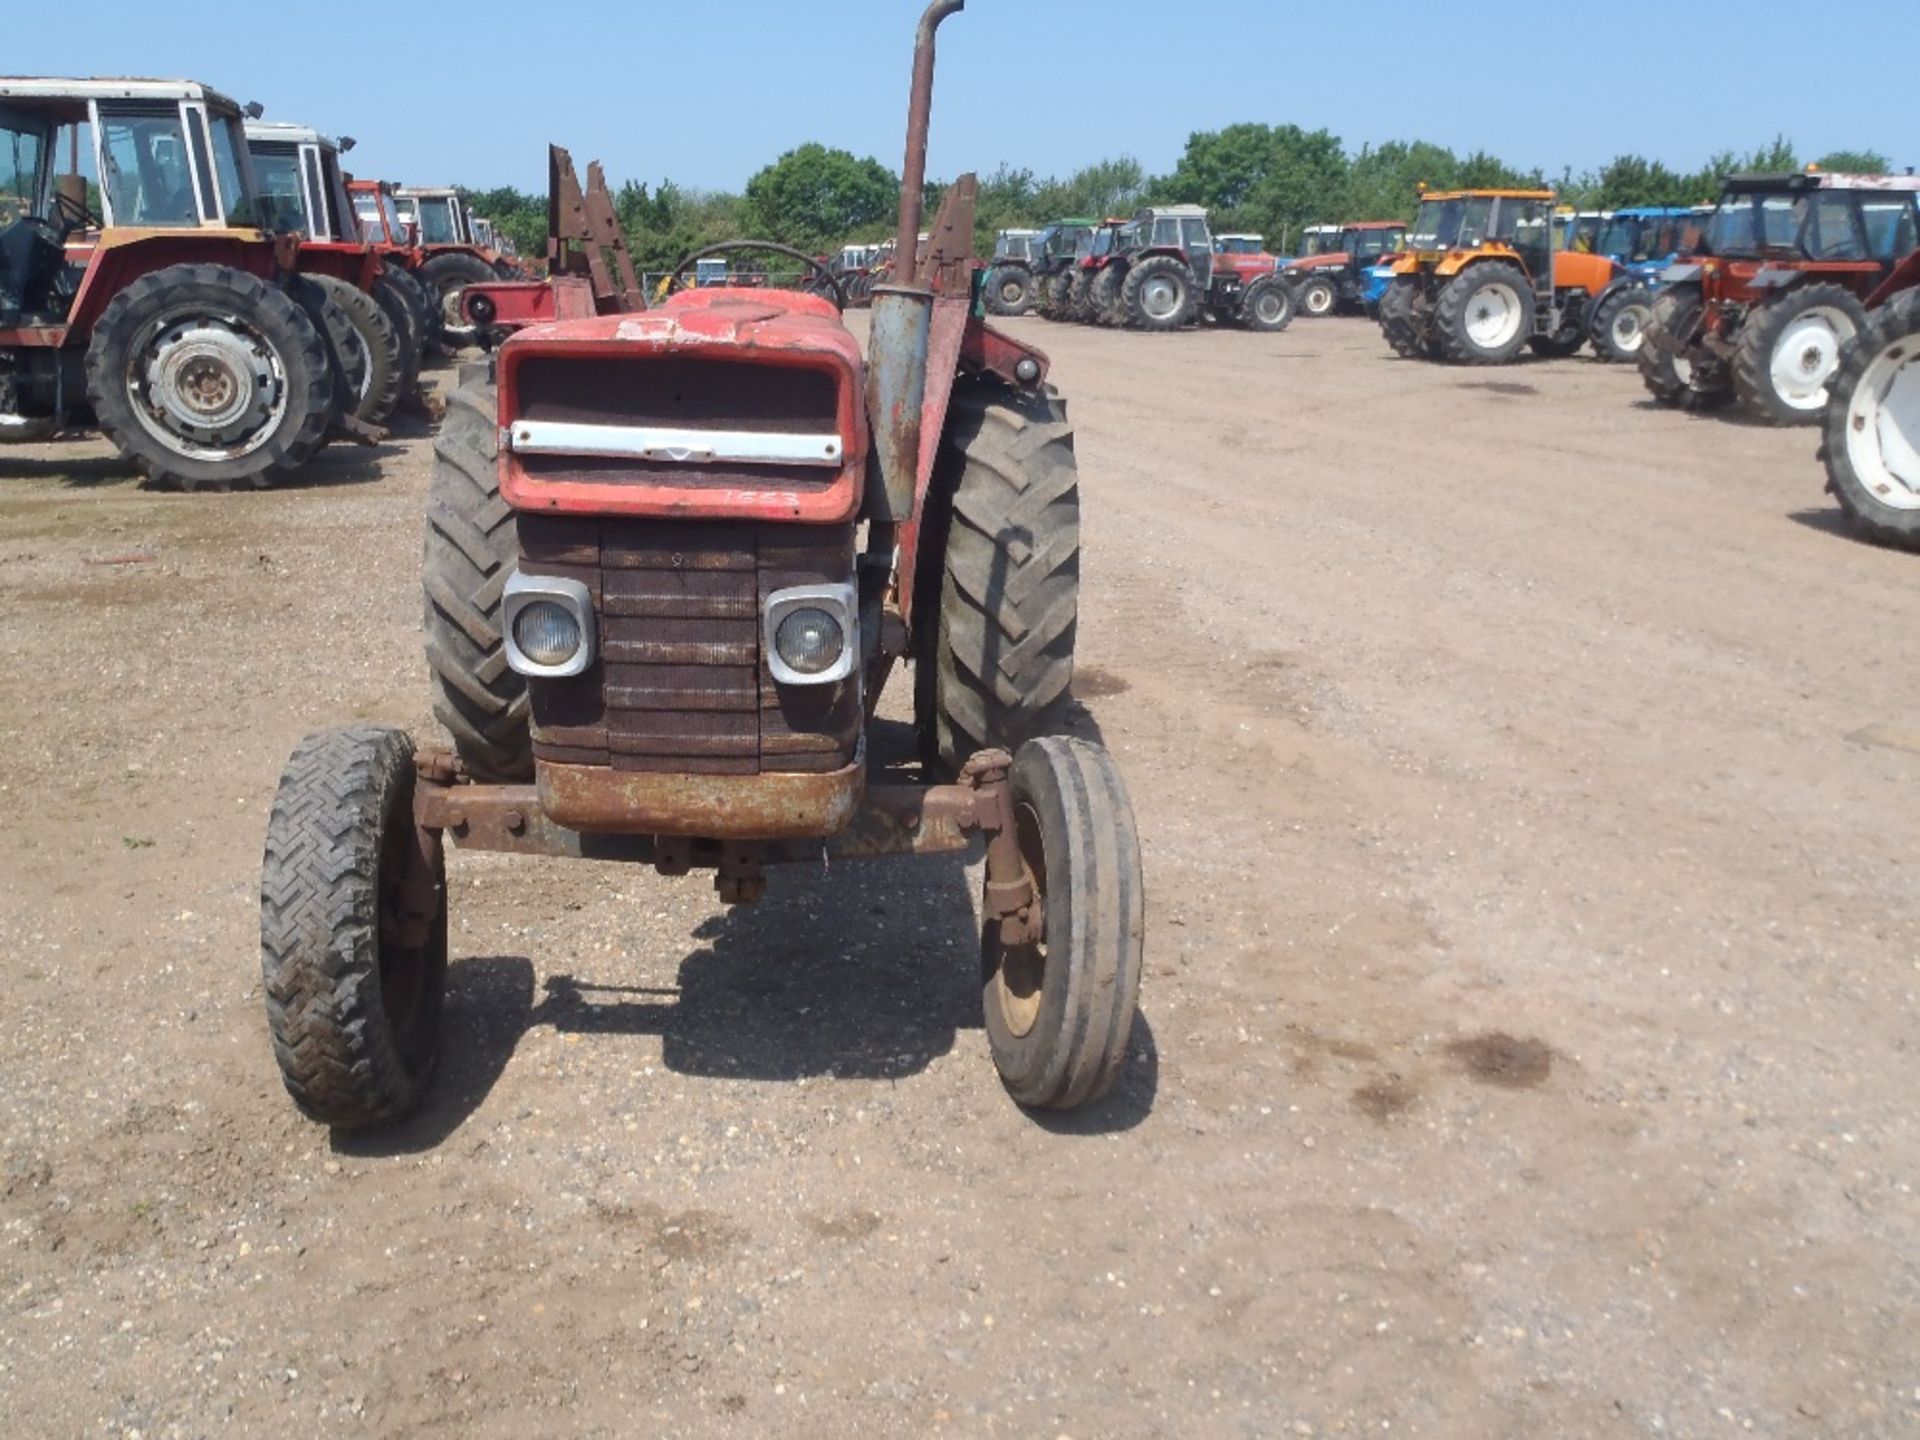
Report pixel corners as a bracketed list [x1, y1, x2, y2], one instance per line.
[519, 516, 860, 776]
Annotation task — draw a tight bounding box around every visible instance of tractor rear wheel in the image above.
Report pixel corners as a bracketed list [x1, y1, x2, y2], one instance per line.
[1821, 289, 1920, 549]
[1434, 262, 1534, 364]
[1090, 264, 1126, 326]
[1066, 268, 1096, 323]
[1640, 287, 1732, 410]
[418, 251, 498, 350]
[423, 367, 533, 781]
[286, 275, 370, 427]
[1378, 277, 1422, 358]
[917, 379, 1079, 778]
[260, 724, 447, 1129]
[84, 262, 333, 490]
[1732, 283, 1869, 426]
[1590, 284, 1653, 363]
[985, 264, 1035, 317]
[1123, 255, 1197, 332]
[1241, 274, 1295, 333]
[981, 736, 1145, 1111]
[372, 266, 426, 394]
[1296, 274, 1338, 318]
[307, 274, 404, 426]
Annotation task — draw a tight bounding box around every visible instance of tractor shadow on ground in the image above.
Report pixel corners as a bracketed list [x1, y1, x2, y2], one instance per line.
[1786, 506, 1883, 549]
[0, 452, 141, 487]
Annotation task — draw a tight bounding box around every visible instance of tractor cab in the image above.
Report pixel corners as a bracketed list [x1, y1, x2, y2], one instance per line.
[1215, 234, 1267, 256]
[1695, 172, 1920, 270]
[1135, 204, 1213, 286]
[1595, 206, 1704, 272]
[393, 186, 472, 247]
[1295, 224, 1340, 258]
[0, 78, 263, 322]
[349, 178, 407, 245]
[242, 120, 357, 242]
[993, 228, 1040, 263]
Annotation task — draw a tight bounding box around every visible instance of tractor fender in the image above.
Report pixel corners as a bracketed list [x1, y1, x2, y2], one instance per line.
[1591, 273, 1648, 315]
[1866, 247, 1920, 309]
[1551, 250, 1617, 298]
[61, 231, 285, 346]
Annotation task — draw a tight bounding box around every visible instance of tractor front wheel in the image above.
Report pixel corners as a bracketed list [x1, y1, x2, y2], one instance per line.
[984, 264, 1035, 317]
[1821, 289, 1920, 549]
[1733, 283, 1870, 426]
[981, 736, 1145, 1111]
[1241, 275, 1295, 333]
[84, 262, 334, 490]
[1434, 262, 1535, 364]
[1590, 284, 1653, 363]
[418, 251, 499, 351]
[260, 725, 448, 1129]
[1295, 274, 1338, 319]
[917, 379, 1079, 778]
[1378, 277, 1422, 358]
[423, 366, 533, 781]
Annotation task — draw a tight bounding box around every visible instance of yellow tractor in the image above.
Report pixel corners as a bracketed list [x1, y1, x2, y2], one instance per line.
[1377, 188, 1618, 363]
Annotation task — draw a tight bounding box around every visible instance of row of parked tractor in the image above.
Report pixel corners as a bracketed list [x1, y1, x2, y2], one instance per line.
[0, 79, 526, 489]
[1370, 172, 1920, 547]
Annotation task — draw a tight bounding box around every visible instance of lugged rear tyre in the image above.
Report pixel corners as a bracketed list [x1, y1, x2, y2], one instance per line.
[1821, 289, 1920, 549]
[423, 368, 533, 781]
[1295, 274, 1338, 319]
[260, 725, 447, 1129]
[84, 262, 333, 490]
[1732, 282, 1869, 426]
[1241, 274, 1295, 333]
[1590, 284, 1652, 363]
[418, 250, 499, 350]
[307, 273, 403, 426]
[1090, 264, 1126, 326]
[916, 379, 1079, 779]
[984, 264, 1035, 317]
[372, 266, 426, 394]
[1379, 277, 1422, 358]
[1122, 254, 1197, 332]
[982, 736, 1145, 1111]
[1640, 286, 1733, 410]
[1434, 261, 1534, 364]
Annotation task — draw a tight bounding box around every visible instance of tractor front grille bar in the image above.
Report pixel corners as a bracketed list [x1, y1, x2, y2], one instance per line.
[507, 420, 844, 468]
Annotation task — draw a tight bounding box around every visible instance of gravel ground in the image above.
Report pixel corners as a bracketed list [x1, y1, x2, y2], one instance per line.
[1, 316, 1916, 1440]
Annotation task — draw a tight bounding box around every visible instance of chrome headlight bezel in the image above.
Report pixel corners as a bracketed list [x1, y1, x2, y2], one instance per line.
[503, 570, 596, 679]
[764, 582, 859, 687]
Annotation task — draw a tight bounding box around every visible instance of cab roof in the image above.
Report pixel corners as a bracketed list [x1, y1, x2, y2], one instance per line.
[0, 76, 243, 122]
[1140, 204, 1209, 218]
[1345, 220, 1405, 231]
[244, 119, 338, 151]
[395, 185, 460, 199]
[1419, 188, 1555, 202]
[1722, 170, 1920, 194]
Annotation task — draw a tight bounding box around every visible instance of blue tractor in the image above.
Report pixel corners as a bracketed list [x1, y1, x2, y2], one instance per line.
[1585, 206, 1711, 362]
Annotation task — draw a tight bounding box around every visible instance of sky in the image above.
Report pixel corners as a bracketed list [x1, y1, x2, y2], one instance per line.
[11, 0, 1915, 196]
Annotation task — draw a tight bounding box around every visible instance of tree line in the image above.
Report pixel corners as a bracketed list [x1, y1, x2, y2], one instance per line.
[460, 127, 1897, 268]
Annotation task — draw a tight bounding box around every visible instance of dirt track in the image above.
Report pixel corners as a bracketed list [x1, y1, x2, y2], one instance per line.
[2, 316, 1917, 1439]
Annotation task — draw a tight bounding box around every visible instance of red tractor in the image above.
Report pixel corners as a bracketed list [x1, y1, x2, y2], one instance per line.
[350, 179, 515, 350]
[1641, 170, 1920, 425]
[1079, 207, 1293, 333]
[1284, 221, 1409, 317]
[244, 120, 430, 424]
[0, 78, 374, 488]
[258, 0, 1146, 1128]
[1820, 248, 1920, 547]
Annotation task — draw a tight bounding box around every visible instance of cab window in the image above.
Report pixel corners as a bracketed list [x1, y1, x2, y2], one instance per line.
[0, 119, 46, 225]
[1859, 197, 1918, 263]
[1180, 217, 1210, 251]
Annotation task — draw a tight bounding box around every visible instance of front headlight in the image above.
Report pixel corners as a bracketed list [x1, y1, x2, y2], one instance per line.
[765, 583, 858, 686]
[503, 572, 595, 679]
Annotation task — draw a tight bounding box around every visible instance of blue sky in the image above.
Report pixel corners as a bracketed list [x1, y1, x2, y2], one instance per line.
[12, 0, 1913, 194]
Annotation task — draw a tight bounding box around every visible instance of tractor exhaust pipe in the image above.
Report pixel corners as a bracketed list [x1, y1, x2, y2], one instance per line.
[866, 0, 964, 525]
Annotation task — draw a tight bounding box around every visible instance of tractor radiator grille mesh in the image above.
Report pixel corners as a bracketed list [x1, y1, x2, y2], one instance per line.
[519, 517, 859, 776]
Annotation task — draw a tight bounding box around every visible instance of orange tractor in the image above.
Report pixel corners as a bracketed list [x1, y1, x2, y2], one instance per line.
[1377, 188, 1617, 363]
[258, 0, 1146, 1128]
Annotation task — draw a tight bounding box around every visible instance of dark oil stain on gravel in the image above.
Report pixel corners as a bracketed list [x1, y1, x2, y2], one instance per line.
[807, 1210, 884, 1241]
[1074, 666, 1131, 699]
[1352, 1075, 1417, 1121]
[1464, 381, 1538, 397]
[1448, 1032, 1553, 1089]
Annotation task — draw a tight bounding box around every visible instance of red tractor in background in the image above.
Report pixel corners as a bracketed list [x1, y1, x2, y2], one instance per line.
[1284, 221, 1408, 317]
[1641, 170, 1920, 425]
[351, 179, 516, 350]
[1076, 207, 1293, 332]
[0, 78, 376, 488]
[1820, 247, 1920, 547]
[244, 119, 430, 424]
[259, 0, 1147, 1129]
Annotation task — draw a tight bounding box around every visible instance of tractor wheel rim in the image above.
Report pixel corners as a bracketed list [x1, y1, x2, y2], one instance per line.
[989, 800, 1050, 1040]
[129, 312, 287, 462]
[1611, 306, 1646, 352]
[1141, 276, 1183, 319]
[1000, 278, 1024, 305]
[1255, 290, 1286, 324]
[1465, 283, 1523, 350]
[1771, 308, 1854, 409]
[1306, 284, 1333, 315]
[1846, 335, 1920, 511]
[1673, 352, 1696, 386]
[439, 283, 478, 340]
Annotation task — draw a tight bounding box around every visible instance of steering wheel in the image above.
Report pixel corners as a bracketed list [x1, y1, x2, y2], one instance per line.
[666, 241, 846, 310]
[50, 187, 103, 237]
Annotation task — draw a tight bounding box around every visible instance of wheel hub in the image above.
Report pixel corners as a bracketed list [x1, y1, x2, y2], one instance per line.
[1465, 284, 1521, 350]
[1770, 308, 1852, 409]
[136, 318, 285, 457]
[1847, 339, 1920, 510]
[1142, 277, 1181, 318]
